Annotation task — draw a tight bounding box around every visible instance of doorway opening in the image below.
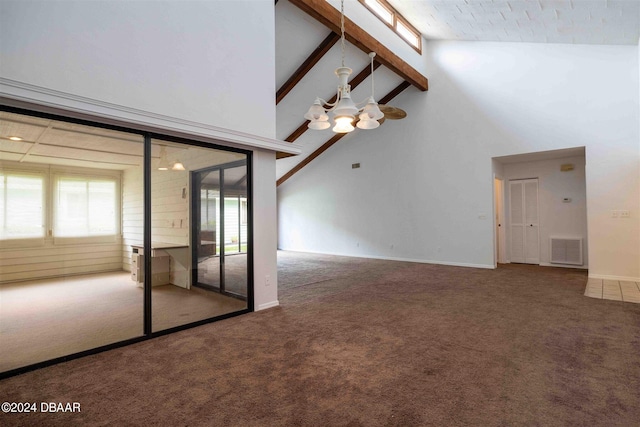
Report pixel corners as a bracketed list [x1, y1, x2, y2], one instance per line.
[492, 147, 588, 270]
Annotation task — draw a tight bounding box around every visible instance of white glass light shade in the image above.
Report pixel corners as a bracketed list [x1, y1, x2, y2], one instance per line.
[308, 120, 331, 130]
[304, 99, 329, 121]
[333, 116, 355, 133]
[356, 116, 380, 130]
[361, 98, 384, 120]
[333, 95, 359, 118]
[172, 161, 186, 171]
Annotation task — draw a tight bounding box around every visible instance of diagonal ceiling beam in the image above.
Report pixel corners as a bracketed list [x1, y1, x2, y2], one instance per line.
[288, 0, 428, 91]
[277, 32, 341, 105]
[377, 80, 412, 106]
[276, 80, 411, 186]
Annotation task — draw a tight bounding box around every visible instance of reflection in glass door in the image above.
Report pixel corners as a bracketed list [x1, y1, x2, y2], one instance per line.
[0, 109, 144, 374]
[150, 140, 248, 333]
[193, 161, 248, 300]
[0, 109, 253, 376]
[196, 169, 221, 291]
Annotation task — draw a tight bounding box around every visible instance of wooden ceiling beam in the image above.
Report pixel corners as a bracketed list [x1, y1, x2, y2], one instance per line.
[288, 0, 428, 91]
[276, 80, 411, 187]
[377, 80, 411, 105]
[276, 32, 341, 105]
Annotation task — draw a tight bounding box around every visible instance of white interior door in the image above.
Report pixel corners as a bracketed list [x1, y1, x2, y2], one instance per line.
[494, 178, 506, 264]
[524, 180, 539, 264]
[509, 179, 539, 264]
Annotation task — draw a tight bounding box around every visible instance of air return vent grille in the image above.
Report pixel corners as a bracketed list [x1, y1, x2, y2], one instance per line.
[550, 237, 583, 265]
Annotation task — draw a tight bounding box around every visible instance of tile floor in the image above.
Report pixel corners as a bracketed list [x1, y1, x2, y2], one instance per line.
[584, 278, 640, 303]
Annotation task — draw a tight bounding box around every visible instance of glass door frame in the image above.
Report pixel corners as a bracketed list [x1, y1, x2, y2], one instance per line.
[190, 158, 251, 301]
[0, 104, 254, 379]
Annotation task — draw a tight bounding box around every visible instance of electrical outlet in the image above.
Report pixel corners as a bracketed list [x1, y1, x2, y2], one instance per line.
[619, 210, 630, 218]
[265, 275, 271, 287]
[611, 210, 619, 218]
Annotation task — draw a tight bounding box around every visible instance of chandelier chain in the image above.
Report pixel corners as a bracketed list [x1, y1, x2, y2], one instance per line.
[340, 0, 345, 67]
[370, 54, 375, 97]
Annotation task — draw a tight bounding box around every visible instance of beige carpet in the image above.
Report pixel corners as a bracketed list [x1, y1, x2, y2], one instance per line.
[1, 252, 639, 426]
[0, 272, 245, 372]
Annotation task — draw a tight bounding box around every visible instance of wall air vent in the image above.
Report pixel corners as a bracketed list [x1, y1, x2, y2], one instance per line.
[550, 237, 583, 265]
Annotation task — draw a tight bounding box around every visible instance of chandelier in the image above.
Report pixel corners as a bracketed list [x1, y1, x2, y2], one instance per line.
[304, 0, 384, 133]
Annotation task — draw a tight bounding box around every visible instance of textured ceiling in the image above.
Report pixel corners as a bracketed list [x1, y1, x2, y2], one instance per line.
[388, 0, 640, 45]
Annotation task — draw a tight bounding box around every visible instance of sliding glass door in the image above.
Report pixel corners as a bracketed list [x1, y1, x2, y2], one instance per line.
[0, 110, 145, 373]
[193, 160, 248, 300]
[0, 107, 253, 376]
[151, 140, 249, 333]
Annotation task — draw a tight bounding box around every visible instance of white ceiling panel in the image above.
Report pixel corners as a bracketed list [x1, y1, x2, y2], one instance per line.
[388, 0, 640, 45]
[40, 128, 143, 155]
[0, 139, 32, 155]
[29, 144, 142, 167]
[0, 112, 144, 170]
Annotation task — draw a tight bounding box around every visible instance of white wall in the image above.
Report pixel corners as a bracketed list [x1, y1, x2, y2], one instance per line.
[279, 41, 640, 280]
[253, 150, 279, 310]
[0, 0, 276, 140]
[1, 0, 281, 308]
[502, 156, 588, 268]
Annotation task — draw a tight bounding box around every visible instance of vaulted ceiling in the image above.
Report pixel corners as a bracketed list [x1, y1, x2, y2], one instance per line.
[274, 0, 640, 185]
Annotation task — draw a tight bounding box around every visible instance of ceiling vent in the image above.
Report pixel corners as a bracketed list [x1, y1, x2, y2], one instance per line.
[550, 237, 583, 265]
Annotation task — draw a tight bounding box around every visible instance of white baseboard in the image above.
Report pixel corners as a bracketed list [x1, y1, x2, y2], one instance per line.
[256, 300, 279, 311]
[588, 274, 640, 282]
[539, 262, 588, 270]
[278, 249, 495, 270]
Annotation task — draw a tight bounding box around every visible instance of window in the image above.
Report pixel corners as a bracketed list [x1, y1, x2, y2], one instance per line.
[55, 176, 118, 237]
[240, 199, 248, 225]
[396, 18, 420, 48]
[0, 172, 44, 240]
[359, 0, 422, 53]
[364, 0, 393, 25]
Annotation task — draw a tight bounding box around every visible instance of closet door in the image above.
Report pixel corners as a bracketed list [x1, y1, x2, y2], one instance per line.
[509, 181, 525, 263]
[509, 179, 539, 264]
[524, 180, 539, 264]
